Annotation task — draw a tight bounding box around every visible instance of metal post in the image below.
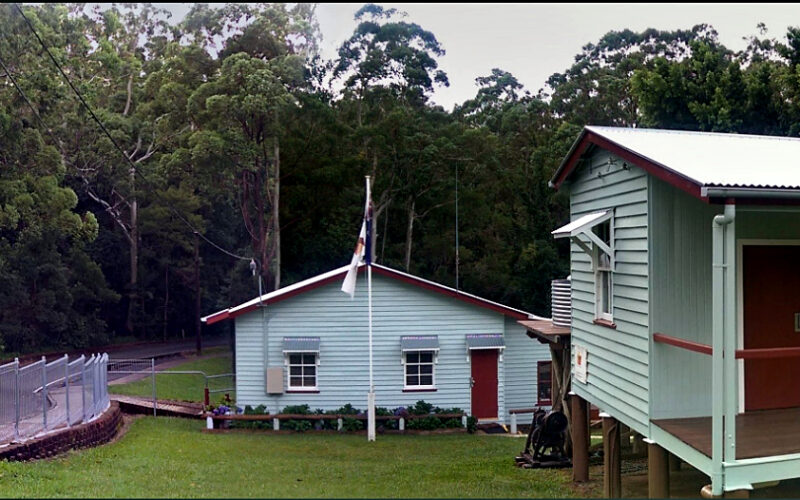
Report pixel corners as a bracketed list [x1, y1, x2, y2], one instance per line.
[273, 417, 279, 431]
[151, 358, 157, 417]
[399, 417, 405, 432]
[41, 356, 47, 431]
[14, 358, 19, 441]
[81, 355, 87, 422]
[365, 176, 376, 443]
[722, 205, 737, 465]
[711, 208, 734, 495]
[64, 354, 70, 427]
[337, 418, 343, 431]
[195, 232, 203, 356]
[510, 413, 517, 434]
[92, 356, 98, 416]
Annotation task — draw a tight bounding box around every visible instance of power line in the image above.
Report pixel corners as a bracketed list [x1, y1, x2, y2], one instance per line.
[11, 3, 252, 263]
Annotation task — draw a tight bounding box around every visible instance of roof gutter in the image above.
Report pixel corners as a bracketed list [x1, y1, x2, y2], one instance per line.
[701, 186, 800, 199]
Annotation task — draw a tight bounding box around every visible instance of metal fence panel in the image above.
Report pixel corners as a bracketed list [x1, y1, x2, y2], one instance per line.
[0, 360, 18, 443]
[0, 353, 109, 445]
[44, 356, 67, 431]
[67, 356, 84, 426]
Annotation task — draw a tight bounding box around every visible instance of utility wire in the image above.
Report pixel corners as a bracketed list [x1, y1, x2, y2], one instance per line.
[11, 3, 252, 263]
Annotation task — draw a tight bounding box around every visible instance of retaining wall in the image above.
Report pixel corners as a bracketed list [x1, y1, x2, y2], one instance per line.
[0, 402, 121, 461]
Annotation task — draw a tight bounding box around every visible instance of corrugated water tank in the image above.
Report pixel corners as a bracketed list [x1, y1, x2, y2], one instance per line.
[551, 277, 571, 328]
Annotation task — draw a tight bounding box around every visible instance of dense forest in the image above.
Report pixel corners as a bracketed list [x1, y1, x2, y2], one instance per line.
[2, 3, 800, 354]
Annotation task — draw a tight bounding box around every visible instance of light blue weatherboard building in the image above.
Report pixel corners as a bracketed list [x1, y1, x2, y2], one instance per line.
[202, 263, 551, 424]
[551, 126, 800, 497]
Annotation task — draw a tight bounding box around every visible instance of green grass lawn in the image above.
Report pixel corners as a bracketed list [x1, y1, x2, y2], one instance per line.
[0, 417, 580, 498]
[110, 354, 235, 403]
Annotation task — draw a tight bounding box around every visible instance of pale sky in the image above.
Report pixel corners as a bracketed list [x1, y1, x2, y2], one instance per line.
[154, 3, 800, 110]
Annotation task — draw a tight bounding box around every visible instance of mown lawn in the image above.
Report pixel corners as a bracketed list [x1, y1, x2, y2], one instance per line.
[110, 353, 235, 403]
[0, 417, 582, 498]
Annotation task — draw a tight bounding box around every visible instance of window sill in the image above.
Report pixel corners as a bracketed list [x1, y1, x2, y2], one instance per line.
[286, 389, 320, 394]
[537, 400, 553, 406]
[403, 388, 437, 393]
[593, 318, 617, 329]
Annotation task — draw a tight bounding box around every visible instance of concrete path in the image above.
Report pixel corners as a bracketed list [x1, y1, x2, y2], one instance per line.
[0, 385, 99, 445]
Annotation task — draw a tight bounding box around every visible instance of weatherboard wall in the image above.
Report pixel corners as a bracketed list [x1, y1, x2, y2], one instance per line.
[648, 176, 721, 420]
[234, 273, 545, 422]
[503, 316, 551, 418]
[565, 149, 650, 435]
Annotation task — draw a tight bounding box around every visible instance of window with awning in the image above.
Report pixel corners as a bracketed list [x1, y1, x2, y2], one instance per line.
[552, 210, 615, 323]
[400, 336, 438, 390]
[283, 337, 321, 391]
[552, 210, 614, 270]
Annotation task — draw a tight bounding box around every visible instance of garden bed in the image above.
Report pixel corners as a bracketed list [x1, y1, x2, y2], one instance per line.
[206, 399, 477, 433]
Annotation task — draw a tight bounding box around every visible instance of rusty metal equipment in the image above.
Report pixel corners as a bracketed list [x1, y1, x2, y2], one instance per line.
[515, 409, 572, 469]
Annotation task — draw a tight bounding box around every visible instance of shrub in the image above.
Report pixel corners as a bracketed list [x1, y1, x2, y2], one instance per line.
[466, 416, 478, 433]
[230, 404, 269, 430]
[341, 417, 364, 432]
[281, 404, 315, 432]
[332, 403, 360, 415]
[281, 404, 311, 415]
[407, 400, 434, 415]
[407, 415, 440, 430]
[223, 399, 469, 433]
[282, 419, 313, 432]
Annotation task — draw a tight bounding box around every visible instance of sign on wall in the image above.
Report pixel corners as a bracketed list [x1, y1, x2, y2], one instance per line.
[574, 345, 588, 384]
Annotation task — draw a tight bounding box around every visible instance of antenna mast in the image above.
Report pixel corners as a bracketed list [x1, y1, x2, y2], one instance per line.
[455, 162, 459, 292]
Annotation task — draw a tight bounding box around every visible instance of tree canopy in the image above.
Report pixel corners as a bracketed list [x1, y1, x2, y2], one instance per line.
[1, 4, 799, 353]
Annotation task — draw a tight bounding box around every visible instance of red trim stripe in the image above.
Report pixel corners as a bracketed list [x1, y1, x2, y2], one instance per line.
[654, 333, 800, 359]
[551, 130, 706, 202]
[653, 333, 713, 356]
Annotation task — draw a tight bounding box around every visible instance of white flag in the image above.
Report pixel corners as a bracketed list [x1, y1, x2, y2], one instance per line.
[341, 221, 366, 297]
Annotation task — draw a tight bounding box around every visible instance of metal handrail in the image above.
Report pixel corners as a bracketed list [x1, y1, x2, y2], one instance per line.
[107, 364, 235, 407]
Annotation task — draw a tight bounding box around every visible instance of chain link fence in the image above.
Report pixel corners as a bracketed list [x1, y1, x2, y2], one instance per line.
[0, 353, 109, 444]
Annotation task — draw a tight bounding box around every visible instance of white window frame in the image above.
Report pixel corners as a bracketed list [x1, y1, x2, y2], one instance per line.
[285, 352, 319, 391]
[592, 217, 614, 322]
[402, 350, 437, 390]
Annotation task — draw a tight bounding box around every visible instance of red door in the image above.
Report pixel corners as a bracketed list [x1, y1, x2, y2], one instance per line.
[471, 350, 498, 418]
[743, 245, 800, 411]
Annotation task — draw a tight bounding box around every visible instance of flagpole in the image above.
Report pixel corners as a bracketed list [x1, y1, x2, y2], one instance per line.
[366, 176, 376, 442]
